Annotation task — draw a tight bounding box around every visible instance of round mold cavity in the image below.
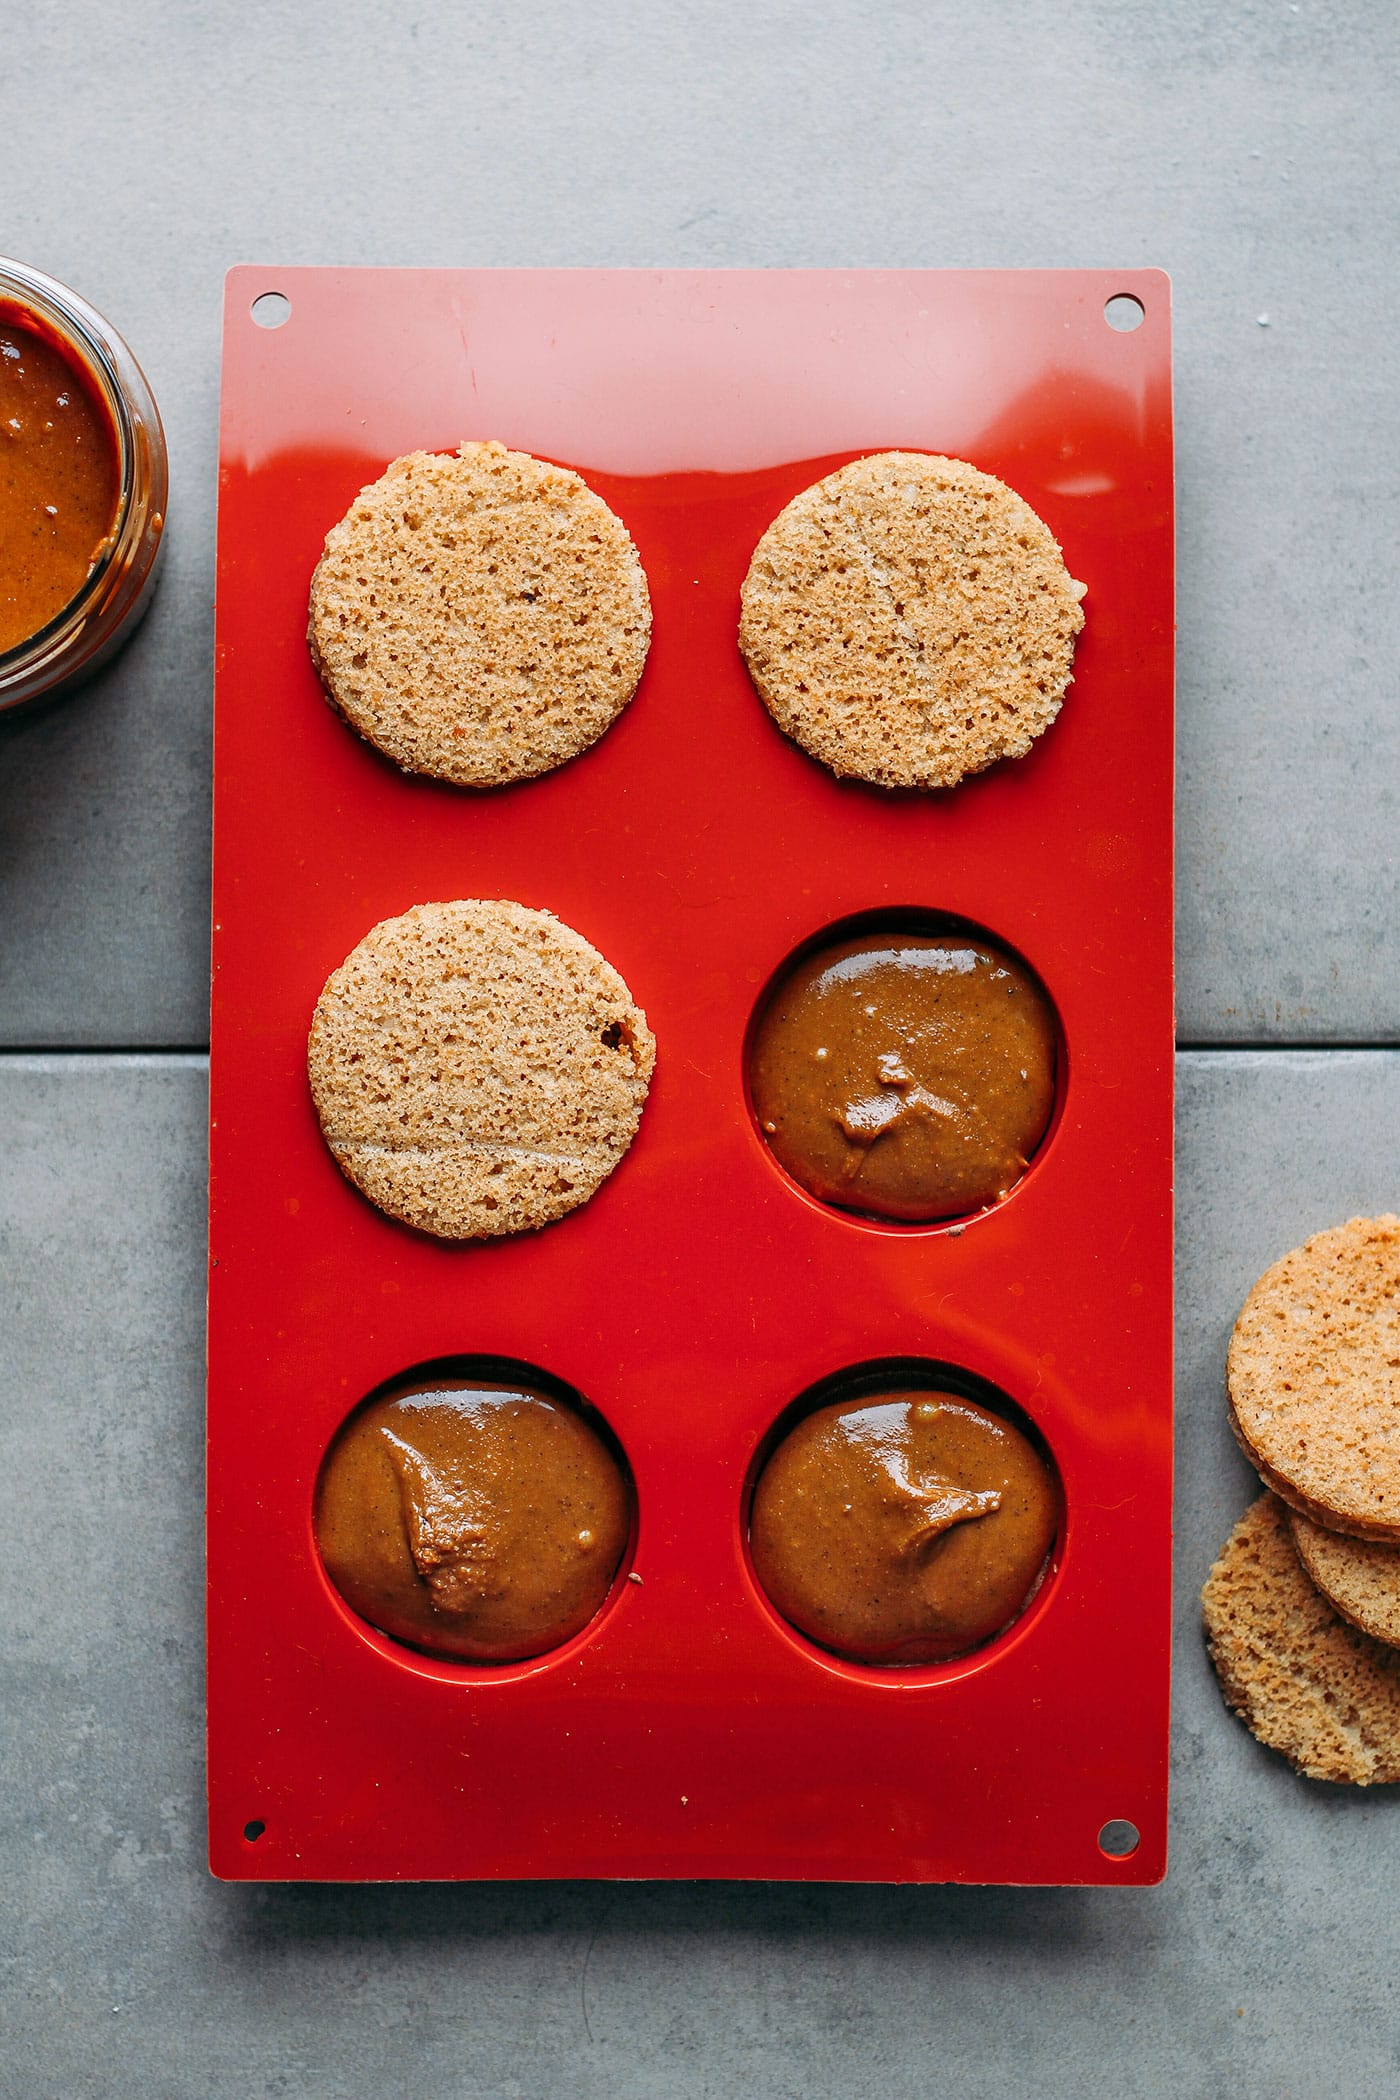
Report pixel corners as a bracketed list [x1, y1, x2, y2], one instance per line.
[310, 1354, 637, 1685]
[742, 908, 1068, 1234]
[740, 1356, 1065, 1685]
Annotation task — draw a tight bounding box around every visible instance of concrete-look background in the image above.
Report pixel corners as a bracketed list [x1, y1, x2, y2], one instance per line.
[3, 4, 1399, 2095]
[1, 0, 1397, 1046]
[5, 1054, 1400, 2098]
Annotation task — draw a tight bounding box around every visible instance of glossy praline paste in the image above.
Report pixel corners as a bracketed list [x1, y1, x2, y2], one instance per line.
[315, 1376, 631, 1662]
[748, 929, 1057, 1221]
[750, 1390, 1059, 1664]
[0, 311, 119, 653]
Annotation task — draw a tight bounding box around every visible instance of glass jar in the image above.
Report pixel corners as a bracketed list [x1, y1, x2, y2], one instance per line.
[0, 257, 168, 713]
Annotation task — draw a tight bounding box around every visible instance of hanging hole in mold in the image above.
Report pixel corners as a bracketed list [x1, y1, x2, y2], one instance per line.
[243, 1818, 266, 1842]
[1098, 1817, 1140, 1858]
[251, 292, 291, 330]
[1104, 295, 1144, 333]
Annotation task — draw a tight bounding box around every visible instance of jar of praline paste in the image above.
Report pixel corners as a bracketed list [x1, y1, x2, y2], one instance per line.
[0, 258, 167, 713]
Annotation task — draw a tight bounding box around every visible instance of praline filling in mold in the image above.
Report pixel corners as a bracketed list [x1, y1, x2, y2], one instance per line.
[316, 1368, 631, 1663]
[750, 1384, 1059, 1665]
[747, 922, 1058, 1223]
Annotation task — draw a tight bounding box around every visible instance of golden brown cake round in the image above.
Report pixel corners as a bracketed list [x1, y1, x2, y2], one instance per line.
[749, 1389, 1058, 1664]
[1202, 1493, 1400, 1783]
[308, 899, 655, 1240]
[1227, 1216, 1400, 1541]
[1289, 1509, 1400, 1649]
[747, 927, 1057, 1221]
[308, 441, 651, 786]
[738, 451, 1085, 790]
[316, 1374, 631, 1662]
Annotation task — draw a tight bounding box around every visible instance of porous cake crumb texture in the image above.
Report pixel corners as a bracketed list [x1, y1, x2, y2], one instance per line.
[1228, 1215, 1400, 1540]
[1290, 1509, 1400, 1647]
[308, 900, 655, 1239]
[308, 442, 651, 786]
[738, 451, 1085, 790]
[1202, 1494, 1400, 1783]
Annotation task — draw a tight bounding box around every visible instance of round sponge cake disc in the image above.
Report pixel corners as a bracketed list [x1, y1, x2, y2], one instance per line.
[308, 442, 651, 786]
[1227, 1216, 1400, 1541]
[738, 451, 1085, 790]
[308, 901, 655, 1239]
[1202, 1493, 1400, 1784]
[1289, 1509, 1400, 1648]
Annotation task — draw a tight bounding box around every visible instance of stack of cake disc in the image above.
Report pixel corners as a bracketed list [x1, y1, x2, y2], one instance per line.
[1202, 1216, 1400, 1783]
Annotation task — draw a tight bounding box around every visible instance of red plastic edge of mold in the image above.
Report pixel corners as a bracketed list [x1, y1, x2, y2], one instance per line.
[210, 268, 1174, 1884]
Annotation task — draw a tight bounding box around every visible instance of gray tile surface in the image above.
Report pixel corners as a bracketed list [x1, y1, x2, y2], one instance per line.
[3, 1050, 1399, 2099]
[5, 4, 1399, 2093]
[2, 2, 1398, 1042]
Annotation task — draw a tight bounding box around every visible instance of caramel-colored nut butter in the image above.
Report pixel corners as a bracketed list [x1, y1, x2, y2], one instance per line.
[748, 931, 1057, 1221]
[316, 1377, 630, 1662]
[0, 311, 119, 654]
[750, 1391, 1058, 1664]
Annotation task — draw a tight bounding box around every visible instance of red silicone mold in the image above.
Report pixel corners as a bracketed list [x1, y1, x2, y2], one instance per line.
[210, 267, 1174, 1883]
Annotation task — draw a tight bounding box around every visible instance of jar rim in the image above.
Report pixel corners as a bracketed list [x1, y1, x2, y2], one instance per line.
[0, 258, 166, 708]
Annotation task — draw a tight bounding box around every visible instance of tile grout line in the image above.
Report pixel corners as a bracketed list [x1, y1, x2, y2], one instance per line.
[3, 1043, 1400, 1062]
[1175, 1041, 1400, 1054]
[0, 1047, 210, 1062]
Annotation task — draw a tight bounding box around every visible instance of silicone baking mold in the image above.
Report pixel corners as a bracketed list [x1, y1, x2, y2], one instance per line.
[210, 267, 1173, 1883]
